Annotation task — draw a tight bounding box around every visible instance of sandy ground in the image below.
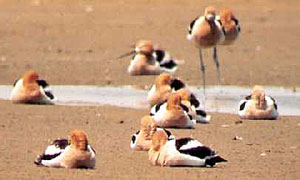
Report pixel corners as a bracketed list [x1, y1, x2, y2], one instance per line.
[0, 0, 300, 180]
[0, 100, 299, 180]
[0, 0, 299, 87]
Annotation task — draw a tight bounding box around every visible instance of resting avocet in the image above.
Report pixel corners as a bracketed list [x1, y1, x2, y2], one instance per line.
[147, 73, 186, 106]
[175, 89, 211, 123]
[34, 130, 96, 169]
[238, 85, 279, 120]
[149, 130, 227, 167]
[187, 6, 225, 94]
[150, 93, 196, 128]
[120, 40, 178, 75]
[10, 70, 56, 104]
[130, 115, 175, 151]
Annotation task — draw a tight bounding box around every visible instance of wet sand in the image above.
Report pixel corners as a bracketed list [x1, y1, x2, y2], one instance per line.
[0, 100, 299, 180]
[0, 0, 300, 180]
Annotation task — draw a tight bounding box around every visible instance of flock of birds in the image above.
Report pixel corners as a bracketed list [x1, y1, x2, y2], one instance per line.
[8, 6, 279, 169]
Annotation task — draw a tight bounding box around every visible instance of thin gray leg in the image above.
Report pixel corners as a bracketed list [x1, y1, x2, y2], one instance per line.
[199, 48, 206, 95]
[213, 47, 221, 85]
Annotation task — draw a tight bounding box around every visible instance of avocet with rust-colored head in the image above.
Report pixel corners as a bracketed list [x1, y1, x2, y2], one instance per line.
[10, 70, 56, 104]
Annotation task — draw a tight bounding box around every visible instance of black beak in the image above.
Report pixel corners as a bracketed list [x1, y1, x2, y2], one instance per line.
[117, 50, 135, 59]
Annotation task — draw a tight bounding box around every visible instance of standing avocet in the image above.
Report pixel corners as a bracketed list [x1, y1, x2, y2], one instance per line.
[187, 6, 225, 94]
[188, 7, 240, 94]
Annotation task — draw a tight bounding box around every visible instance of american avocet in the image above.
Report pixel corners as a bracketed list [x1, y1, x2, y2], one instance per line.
[120, 40, 178, 75]
[187, 6, 225, 94]
[34, 130, 96, 169]
[218, 8, 241, 45]
[130, 115, 175, 151]
[150, 92, 196, 128]
[175, 89, 211, 123]
[147, 73, 186, 106]
[238, 85, 279, 120]
[10, 71, 56, 104]
[148, 130, 227, 167]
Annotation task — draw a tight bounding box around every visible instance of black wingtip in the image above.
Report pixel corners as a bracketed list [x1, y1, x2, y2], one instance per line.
[205, 155, 227, 167]
[34, 155, 43, 166]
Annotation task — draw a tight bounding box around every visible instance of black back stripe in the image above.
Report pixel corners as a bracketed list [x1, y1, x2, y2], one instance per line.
[196, 110, 207, 117]
[163, 129, 172, 139]
[180, 104, 189, 112]
[41, 152, 61, 160]
[45, 91, 55, 100]
[160, 60, 177, 69]
[51, 139, 69, 149]
[178, 146, 215, 159]
[175, 137, 194, 150]
[13, 79, 19, 87]
[170, 79, 185, 91]
[190, 94, 200, 108]
[245, 95, 251, 100]
[239, 101, 246, 111]
[188, 18, 197, 34]
[36, 80, 49, 88]
[155, 102, 165, 112]
[154, 49, 165, 63]
[131, 135, 136, 144]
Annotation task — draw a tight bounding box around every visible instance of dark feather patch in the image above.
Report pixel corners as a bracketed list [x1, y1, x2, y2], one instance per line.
[217, 19, 226, 35]
[131, 134, 137, 144]
[188, 18, 197, 34]
[163, 129, 172, 139]
[170, 79, 185, 91]
[233, 18, 240, 32]
[196, 110, 207, 117]
[274, 103, 278, 110]
[160, 60, 177, 69]
[205, 155, 227, 167]
[245, 95, 251, 100]
[155, 102, 165, 113]
[45, 91, 55, 100]
[40, 152, 62, 160]
[154, 49, 165, 63]
[270, 96, 278, 110]
[36, 80, 49, 88]
[190, 94, 200, 107]
[180, 104, 189, 112]
[175, 137, 194, 150]
[178, 146, 215, 159]
[13, 79, 19, 87]
[51, 139, 69, 149]
[239, 101, 246, 111]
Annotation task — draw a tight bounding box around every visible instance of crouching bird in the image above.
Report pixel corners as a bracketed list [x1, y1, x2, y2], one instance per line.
[34, 130, 96, 169]
[130, 115, 174, 151]
[238, 85, 279, 120]
[148, 130, 227, 167]
[10, 70, 56, 104]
